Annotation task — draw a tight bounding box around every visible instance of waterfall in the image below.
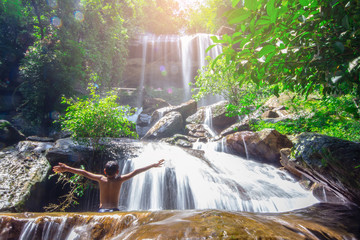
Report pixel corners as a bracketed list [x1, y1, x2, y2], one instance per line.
[137, 35, 148, 107]
[180, 35, 193, 101]
[132, 34, 222, 103]
[242, 135, 249, 160]
[118, 141, 318, 213]
[203, 106, 217, 137]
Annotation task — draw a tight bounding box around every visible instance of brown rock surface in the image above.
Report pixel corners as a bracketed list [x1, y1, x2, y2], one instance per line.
[0, 206, 359, 239]
[226, 129, 293, 165]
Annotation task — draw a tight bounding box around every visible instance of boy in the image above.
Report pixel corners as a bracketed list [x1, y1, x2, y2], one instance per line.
[53, 159, 165, 212]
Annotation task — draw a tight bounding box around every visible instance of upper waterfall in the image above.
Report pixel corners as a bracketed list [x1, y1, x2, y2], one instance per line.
[123, 33, 222, 102]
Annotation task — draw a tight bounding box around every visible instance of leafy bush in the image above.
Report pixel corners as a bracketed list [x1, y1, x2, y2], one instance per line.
[252, 94, 360, 142]
[59, 83, 138, 151]
[193, 55, 275, 117]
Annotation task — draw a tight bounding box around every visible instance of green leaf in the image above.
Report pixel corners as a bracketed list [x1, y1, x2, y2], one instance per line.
[266, 0, 276, 18]
[334, 41, 345, 53]
[206, 44, 218, 53]
[210, 36, 225, 44]
[232, 0, 241, 7]
[299, 0, 309, 6]
[228, 9, 252, 24]
[245, 0, 258, 11]
[258, 45, 276, 57]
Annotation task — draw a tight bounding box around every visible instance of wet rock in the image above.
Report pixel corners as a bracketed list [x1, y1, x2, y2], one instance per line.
[162, 134, 197, 148]
[137, 100, 196, 138]
[0, 141, 51, 212]
[45, 138, 92, 165]
[0, 120, 26, 148]
[136, 113, 152, 137]
[136, 113, 152, 127]
[261, 110, 280, 118]
[280, 148, 302, 178]
[312, 183, 345, 203]
[185, 124, 213, 139]
[220, 122, 251, 137]
[151, 99, 197, 125]
[210, 101, 238, 130]
[186, 101, 237, 133]
[263, 93, 293, 109]
[142, 111, 184, 140]
[226, 129, 293, 166]
[1, 206, 359, 239]
[186, 107, 205, 124]
[280, 133, 360, 206]
[26, 136, 54, 142]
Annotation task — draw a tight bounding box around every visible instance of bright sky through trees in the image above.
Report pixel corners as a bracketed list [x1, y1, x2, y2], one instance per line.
[175, 0, 206, 9]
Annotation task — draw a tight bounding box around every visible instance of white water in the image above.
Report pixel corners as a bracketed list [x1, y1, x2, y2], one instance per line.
[203, 106, 217, 137]
[118, 141, 318, 213]
[137, 34, 222, 102]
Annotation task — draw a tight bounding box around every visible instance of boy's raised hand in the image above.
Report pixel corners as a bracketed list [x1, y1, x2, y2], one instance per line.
[53, 162, 69, 173]
[154, 159, 165, 168]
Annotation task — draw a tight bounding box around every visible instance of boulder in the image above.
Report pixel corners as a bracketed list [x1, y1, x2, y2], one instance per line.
[45, 138, 93, 165]
[186, 107, 205, 124]
[226, 129, 293, 166]
[26, 136, 54, 142]
[185, 123, 214, 140]
[0, 141, 52, 212]
[261, 110, 280, 119]
[280, 133, 360, 206]
[0, 120, 26, 148]
[220, 122, 251, 137]
[210, 101, 238, 130]
[151, 99, 197, 125]
[142, 111, 184, 140]
[136, 113, 153, 137]
[263, 93, 293, 109]
[186, 101, 237, 133]
[162, 134, 196, 148]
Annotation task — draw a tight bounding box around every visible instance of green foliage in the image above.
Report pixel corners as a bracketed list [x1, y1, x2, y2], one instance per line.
[252, 94, 360, 142]
[135, 0, 186, 34]
[193, 55, 274, 117]
[0, 121, 10, 129]
[208, 0, 360, 110]
[7, 0, 135, 135]
[45, 165, 89, 212]
[59, 83, 138, 151]
[0, 0, 34, 88]
[184, 0, 232, 34]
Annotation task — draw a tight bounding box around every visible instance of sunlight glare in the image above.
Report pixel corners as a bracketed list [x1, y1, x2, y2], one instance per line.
[46, 0, 58, 8]
[74, 11, 84, 22]
[51, 16, 62, 28]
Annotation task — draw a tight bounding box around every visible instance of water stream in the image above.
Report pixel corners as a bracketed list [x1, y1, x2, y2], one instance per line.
[133, 34, 222, 103]
[117, 141, 318, 213]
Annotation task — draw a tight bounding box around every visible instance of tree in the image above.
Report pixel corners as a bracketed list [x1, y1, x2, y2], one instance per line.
[13, 0, 135, 135]
[59, 83, 138, 151]
[136, 0, 186, 34]
[207, 0, 359, 117]
[184, 0, 232, 34]
[0, 0, 34, 89]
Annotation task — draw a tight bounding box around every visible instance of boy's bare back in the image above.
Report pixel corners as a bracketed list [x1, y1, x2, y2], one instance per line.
[53, 159, 164, 211]
[98, 175, 124, 209]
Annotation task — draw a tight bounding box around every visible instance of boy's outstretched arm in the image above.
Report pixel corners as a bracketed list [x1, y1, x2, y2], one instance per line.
[121, 159, 165, 181]
[53, 163, 103, 182]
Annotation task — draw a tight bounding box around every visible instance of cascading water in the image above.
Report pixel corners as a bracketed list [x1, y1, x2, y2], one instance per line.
[203, 106, 217, 137]
[132, 34, 222, 102]
[117, 141, 318, 213]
